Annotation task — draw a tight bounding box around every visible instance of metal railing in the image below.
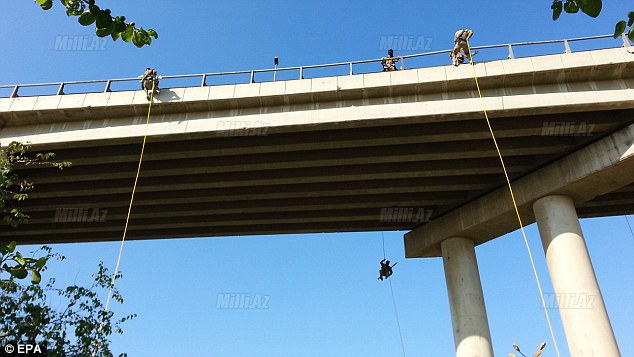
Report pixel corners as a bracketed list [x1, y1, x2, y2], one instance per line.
[0, 34, 630, 99]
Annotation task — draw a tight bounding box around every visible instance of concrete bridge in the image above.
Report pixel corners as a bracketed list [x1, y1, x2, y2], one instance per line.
[1, 35, 633, 356]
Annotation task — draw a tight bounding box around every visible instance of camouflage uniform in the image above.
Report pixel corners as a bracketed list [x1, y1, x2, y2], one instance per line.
[140, 68, 151, 89]
[450, 29, 475, 66]
[382, 49, 399, 71]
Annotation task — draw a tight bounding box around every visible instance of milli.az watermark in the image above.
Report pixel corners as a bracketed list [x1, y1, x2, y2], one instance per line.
[54, 35, 107, 51]
[379, 207, 433, 223]
[216, 293, 270, 309]
[379, 35, 433, 52]
[541, 122, 595, 136]
[216, 121, 269, 137]
[54, 208, 107, 223]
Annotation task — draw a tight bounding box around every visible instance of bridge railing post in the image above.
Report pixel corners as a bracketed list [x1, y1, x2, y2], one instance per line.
[201, 74, 207, 87]
[250, 70, 255, 83]
[400, 57, 404, 70]
[104, 80, 111, 93]
[349, 62, 353, 75]
[10, 85, 19, 98]
[299, 67, 304, 79]
[564, 39, 572, 53]
[621, 33, 631, 47]
[507, 44, 515, 59]
[56, 83, 65, 96]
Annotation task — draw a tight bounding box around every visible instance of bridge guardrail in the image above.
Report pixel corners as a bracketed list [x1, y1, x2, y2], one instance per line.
[0, 34, 631, 99]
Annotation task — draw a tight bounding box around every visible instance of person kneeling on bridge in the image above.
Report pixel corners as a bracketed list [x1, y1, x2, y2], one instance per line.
[381, 49, 399, 71]
[378, 259, 396, 280]
[450, 29, 477, 66]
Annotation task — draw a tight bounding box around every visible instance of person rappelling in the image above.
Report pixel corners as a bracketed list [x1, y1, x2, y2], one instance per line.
[140, 68, 160, 100]
[378, 258, 397, 280]
[450, 29, 477, 66]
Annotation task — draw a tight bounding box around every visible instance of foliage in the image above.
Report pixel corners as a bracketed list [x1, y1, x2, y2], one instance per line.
[0, 248, 135, 357]
[0, 241, 47, 284]
[550, 0, 634, 41]
[1, 141, 71, 284]
[35, 0, 158, 48]
[1, 142, 133, 356]
[1, 141, 71, 229]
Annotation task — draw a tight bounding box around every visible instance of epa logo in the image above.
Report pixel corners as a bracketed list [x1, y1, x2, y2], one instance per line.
[2, 342, 47, 356]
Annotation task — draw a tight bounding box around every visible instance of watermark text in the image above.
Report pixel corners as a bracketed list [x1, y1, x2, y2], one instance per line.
[54, 35, 107, 51]
[216, 121, 269, 137]
[54, 208, 108, 223]
[379, 207, 433, 223]
[379, 35, 433, 52]
[542, 293, 596, 309]
[541, 122, 595, 136]
[216, 293, 270, 309]
[2, 342, 47, 356]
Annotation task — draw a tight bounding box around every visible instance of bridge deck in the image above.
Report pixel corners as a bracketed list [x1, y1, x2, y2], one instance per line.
[1, 46, 633, 245]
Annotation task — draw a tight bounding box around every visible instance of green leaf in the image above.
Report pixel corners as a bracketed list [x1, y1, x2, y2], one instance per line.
[147, 29, 158, 39]
[628, 12, 634, 27]
[563, 0, 579, 13]
[96, 26, 112, 38]
[9, 267, 28, 279]
[65, 1, 85, 16]
[113, 18, 126, 33]
[14, 252, 26, 266]
[78, 12, 97, 26]
[35, 0, 47, 4]
[551, 1, 563, 20]
[95, 9, 113, 28]
[39, 0, 53, 10]
[30, 270, 42, 284]
[614, 20, 627, 38]
[0, 245, 8, 255]
[629, 26, 634, 42]
[121, 27, 134, 42]
[89, 4, 100, 15]
[7, 241, 16, 253]
[132, 32, 145, 48]
[577, 0, 602, 18]
[139, 31, 152, 46]
[111, 32, 121, 41]
[35, 257, 47, 268]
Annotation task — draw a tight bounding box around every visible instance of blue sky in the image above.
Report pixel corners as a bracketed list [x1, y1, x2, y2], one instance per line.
[1, 1, 634, 356]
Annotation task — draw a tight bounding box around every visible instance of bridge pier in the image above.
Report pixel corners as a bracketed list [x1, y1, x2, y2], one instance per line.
[533, 195, 620, 356]
[441, 237, 493, 357]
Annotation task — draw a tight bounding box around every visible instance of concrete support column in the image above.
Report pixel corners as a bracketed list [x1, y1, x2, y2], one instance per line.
[441, 237, 493, 357]
[533, 195, 620, 356]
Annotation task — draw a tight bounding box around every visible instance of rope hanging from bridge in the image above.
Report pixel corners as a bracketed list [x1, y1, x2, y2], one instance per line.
[92, 81, 156, 356]
[381, 231, 406, 357]
[466, 39, 562, 357]
[625, 215, 634, 241]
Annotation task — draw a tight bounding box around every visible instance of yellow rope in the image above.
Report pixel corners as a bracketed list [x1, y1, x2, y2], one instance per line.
[92, 81, 155, 356]
[465, 40, 561, 357]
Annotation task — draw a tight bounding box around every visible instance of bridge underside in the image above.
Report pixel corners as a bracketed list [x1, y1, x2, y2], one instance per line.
[3, 107, 633, 245]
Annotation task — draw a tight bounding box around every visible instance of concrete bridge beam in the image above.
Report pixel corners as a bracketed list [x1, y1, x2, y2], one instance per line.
[405, 123, 634, 258]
